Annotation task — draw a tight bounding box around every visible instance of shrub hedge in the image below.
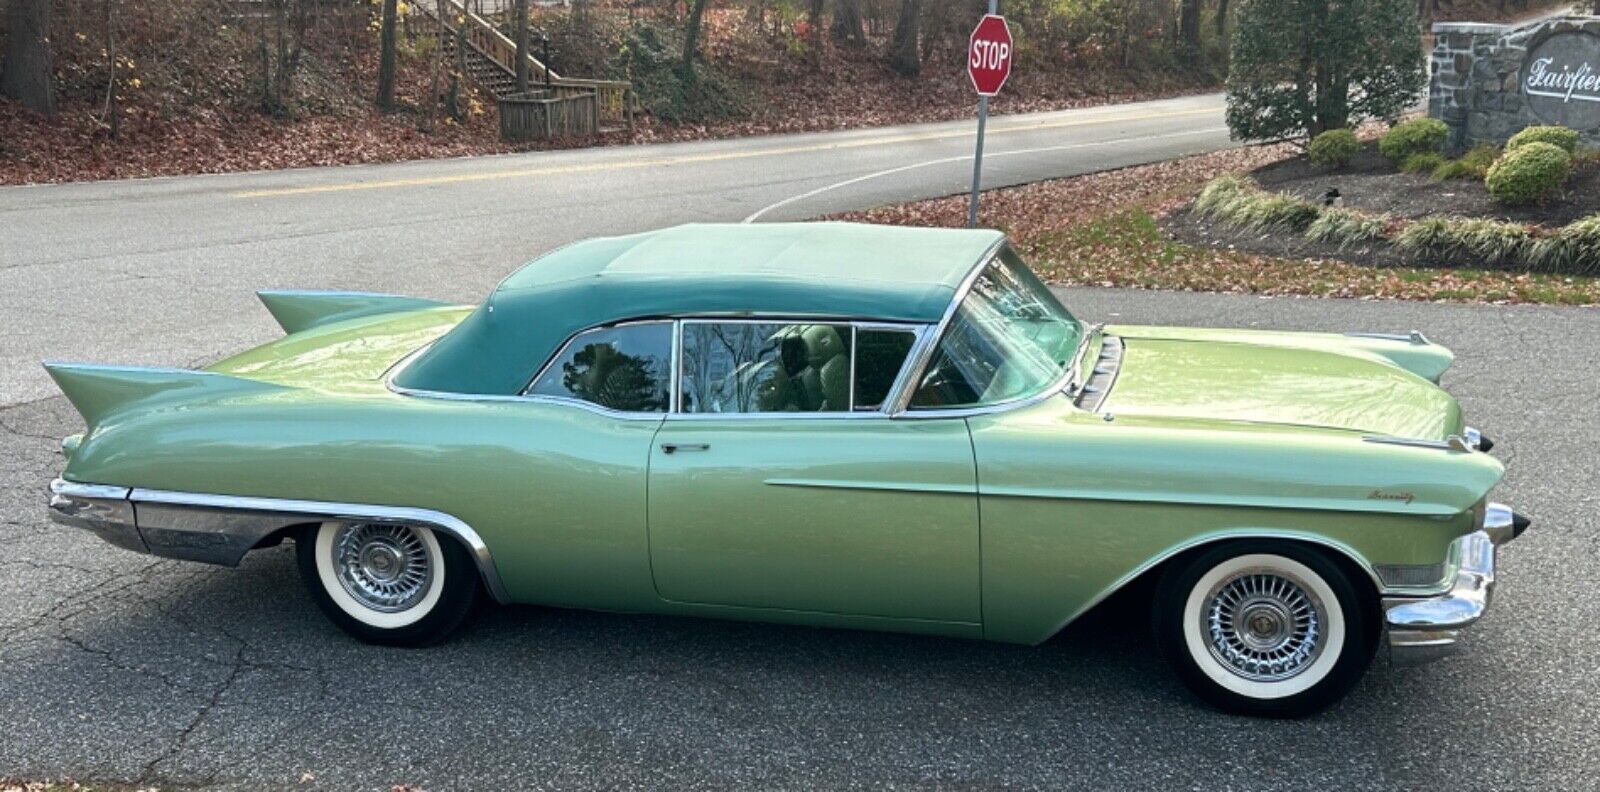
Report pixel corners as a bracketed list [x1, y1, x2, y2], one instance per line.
[1485, 142, 1572, 206]
[1379, 118, 1448, 163]
[1505, 125, 1580, 154]
[1308, 129, 1361, 169]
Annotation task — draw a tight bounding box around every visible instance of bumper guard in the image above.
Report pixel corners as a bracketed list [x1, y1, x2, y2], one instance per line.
[1383, 502, 1529, 664]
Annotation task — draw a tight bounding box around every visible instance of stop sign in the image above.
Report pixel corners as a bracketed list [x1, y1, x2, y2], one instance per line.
[968, 15, 1013, 97]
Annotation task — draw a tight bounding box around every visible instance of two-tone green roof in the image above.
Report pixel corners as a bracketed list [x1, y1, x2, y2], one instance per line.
[394, 222, 1005, 395]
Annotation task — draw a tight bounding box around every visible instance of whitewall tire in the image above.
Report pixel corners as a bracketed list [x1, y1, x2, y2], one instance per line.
[297, 521, 480, 646]
[1154, 541, 1379, 717]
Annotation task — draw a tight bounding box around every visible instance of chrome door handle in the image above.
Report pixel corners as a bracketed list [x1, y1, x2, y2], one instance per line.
[660, 443, 710, 454]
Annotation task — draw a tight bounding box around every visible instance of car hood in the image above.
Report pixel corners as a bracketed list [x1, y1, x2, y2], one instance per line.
[1099, 337, 1464, 440]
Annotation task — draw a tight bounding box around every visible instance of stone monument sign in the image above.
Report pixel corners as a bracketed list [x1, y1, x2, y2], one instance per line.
[1429, 16, 1600, 152]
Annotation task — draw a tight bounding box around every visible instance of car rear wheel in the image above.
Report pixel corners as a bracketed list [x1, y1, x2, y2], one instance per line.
[1153, 541, 1378, 717]
[296, 521, 478, 647]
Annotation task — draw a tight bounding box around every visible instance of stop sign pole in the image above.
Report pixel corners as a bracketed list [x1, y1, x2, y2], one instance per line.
[967, 3, 1011, 228]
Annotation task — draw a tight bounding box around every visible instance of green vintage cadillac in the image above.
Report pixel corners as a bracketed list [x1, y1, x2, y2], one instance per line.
[46, 223, 1527, 717]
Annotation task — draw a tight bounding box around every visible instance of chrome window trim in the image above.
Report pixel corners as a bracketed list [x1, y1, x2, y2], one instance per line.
[669, 319, 683, 415]
[388, 316, 934, 422]
[670, 317, 927, 420]
[848, 325, 858, 411]
[387, 380, 668, 422]
[853, 323, 923, 413]
[522, 318, 676, 404]
[885, 247, 998, 416]
[887, 241, 1094, 421]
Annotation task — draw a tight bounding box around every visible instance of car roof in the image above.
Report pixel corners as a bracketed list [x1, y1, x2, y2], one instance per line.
[393, 222, 1005, 396]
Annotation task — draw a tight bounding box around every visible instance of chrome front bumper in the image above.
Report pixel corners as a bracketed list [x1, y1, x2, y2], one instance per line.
[1383, 503, 1529, 663]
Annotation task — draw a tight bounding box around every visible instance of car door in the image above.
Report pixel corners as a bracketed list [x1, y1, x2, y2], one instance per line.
[646, 320, 981, 623]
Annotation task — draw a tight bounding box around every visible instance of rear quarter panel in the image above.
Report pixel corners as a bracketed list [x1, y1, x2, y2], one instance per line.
[62, 392, 664, 610]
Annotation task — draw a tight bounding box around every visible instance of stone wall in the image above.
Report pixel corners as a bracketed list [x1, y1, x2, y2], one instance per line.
[1429, 16, 1600, 153]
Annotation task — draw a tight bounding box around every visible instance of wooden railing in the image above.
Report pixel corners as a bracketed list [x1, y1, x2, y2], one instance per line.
[500, 90, 600, 140]
[417, 0, 633, 128]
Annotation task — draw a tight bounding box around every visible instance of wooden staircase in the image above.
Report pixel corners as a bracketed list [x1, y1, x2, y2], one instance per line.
[411, 0, 634, 131]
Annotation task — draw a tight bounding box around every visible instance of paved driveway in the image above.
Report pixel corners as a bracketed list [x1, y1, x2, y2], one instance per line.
[2, 287, 1595, 790]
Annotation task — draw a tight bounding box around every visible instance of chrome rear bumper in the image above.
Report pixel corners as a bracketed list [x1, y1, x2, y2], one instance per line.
[1383, 502, 1529, 664]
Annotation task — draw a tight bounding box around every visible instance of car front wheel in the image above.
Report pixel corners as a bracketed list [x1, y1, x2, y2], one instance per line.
[1153, 541, 1378, 717]
[297, 520, 479, 647]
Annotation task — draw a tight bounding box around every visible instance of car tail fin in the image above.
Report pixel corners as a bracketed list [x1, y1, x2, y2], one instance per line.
[42, 362, 287, 432]
[257, 290, 448, 335]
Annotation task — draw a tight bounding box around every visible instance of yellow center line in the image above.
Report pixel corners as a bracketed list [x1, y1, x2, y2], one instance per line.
[233, 106, 1221, 199]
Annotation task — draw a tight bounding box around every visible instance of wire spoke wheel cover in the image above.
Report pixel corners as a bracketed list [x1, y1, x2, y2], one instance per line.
[1203, 569, 1325, 682]
[334, 523, 434, 613]
[1181, 553, 1346, 700]
[314, 521, 446, 630]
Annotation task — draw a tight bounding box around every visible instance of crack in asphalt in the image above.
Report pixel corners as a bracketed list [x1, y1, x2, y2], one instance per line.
[138, 643, 248, 787]
[54, 628, 205, 696]
[0, 559, 169, 644]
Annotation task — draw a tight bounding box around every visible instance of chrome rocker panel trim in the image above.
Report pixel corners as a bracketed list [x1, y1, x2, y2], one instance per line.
[1383, 502, 1527, 664]
[47, 479, 511, 604]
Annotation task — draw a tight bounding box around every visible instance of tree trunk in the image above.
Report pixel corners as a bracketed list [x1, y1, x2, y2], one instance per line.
[1179, 0, 1202, 56]
[888, 0, 920, 77]
[1214, 0, 1229, 37]
[102, 0, 117, 137]
[809, 0, 825, 68]
[515, 0, 531, 93]
[2, 0, 57, 116]
[376, 0, 398, 110]
[681, 0, 709, 71]
[831, 0, 864, 45]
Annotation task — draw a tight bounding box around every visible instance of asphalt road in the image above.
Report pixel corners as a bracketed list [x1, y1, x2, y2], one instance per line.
[0, 92, 1232, 407]
[2, 96, 1598, 790]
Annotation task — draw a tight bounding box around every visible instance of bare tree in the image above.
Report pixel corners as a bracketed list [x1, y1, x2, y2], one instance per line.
[888, 0, 920, 77]
[2, 0, 57, 116]
[376, 0, 399, 110]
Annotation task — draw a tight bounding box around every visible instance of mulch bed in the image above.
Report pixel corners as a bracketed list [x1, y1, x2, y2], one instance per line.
[1252, 143, 1600, 225]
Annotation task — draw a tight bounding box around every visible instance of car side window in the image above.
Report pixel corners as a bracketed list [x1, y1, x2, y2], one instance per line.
[853, 328, 917, 411]
[527, 323, 672, 413]
[680, 322, 854, 414]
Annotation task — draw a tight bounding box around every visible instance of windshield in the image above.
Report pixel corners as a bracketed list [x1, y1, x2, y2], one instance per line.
[909, 248, 1084, 410]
